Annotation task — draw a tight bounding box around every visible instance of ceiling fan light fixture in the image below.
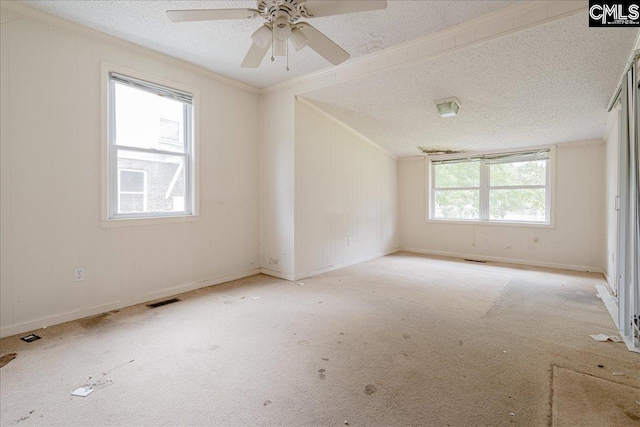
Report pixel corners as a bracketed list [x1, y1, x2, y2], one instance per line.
[273, 38, 287, 57]
[251, 24, 272, 49]
[435, 97, 461, 118]
[273, 16, 291, 41]
[290, 26, 308, 51]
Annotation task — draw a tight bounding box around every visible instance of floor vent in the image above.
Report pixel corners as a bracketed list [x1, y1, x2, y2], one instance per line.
[21, 334, 41, 343]
[464, 259, 487, 263]
[147, 298, 181, 309]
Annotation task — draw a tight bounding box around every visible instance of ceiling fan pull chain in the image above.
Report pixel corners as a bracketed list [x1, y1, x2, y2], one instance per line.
[271, 27, 275, 61]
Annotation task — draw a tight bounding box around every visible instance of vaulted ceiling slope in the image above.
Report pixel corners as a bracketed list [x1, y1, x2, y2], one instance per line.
[302, 12, 638, 157]
[18, 0, 521, 88]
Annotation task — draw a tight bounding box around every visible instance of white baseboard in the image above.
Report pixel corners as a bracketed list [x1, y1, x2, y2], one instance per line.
[603, 271, 618, 295]
[595, 284, 639, 353]
[293, 248, 400, 281]
[260, 267, 295, 281]
[399, 247, 605, 274]
[596, 284, 620, 329]
[0, 268, 261, 339]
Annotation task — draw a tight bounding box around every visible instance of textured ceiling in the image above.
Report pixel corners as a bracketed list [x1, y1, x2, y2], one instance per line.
[302, 12, 637, 157]
[18, 0, 521, 88]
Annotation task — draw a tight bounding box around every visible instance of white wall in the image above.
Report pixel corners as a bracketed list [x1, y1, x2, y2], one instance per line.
[259, 88, 295, 279]
[604, 108, 621, 291]
[294, 100, 398, 279]
[398, 141, 606, 272]
[0, 7, 261, 337]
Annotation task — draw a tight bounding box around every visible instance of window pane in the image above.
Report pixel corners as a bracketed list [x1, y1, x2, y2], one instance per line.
[434, 162, 480, 188]
[117, 149, 187, 214]
[120, 194, 145, 213]
[490, 188, 547, 222]
[114, 82, 186, 153]
[434, 190, 480, 219]
[489, 160, 546, 187]
[120, 170, 145, 192]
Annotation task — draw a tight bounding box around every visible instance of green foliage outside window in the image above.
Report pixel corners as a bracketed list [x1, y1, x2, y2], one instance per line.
[432, 158, 548, 222]
[489, 161, 546, 221]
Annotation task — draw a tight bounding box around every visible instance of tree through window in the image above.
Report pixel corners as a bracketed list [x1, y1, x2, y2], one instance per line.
[430, 149, 551, 224]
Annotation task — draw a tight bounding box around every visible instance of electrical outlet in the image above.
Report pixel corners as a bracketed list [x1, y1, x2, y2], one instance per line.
[74, 268, 85, 282]
[282, 245, 287, 255]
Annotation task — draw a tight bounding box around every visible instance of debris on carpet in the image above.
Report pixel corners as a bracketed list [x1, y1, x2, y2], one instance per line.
[589, 334, 623, 343]
[16, 410, 34, 424]
[71, 359, 135, 397]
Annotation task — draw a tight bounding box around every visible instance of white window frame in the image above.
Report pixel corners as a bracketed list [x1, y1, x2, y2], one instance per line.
[427, 146, 556, 227]
[101, 62, 199, 228]
[118, 169, 148, 213]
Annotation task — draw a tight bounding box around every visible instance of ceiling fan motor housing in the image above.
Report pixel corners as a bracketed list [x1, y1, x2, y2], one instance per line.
[256, 0, 312, 24]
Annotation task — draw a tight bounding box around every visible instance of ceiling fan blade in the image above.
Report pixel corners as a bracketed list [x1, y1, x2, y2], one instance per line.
[298, 24, 350, 66]
[241, 40, 272, 68]
[303, 1, 387, 18]
[167, 9, 256, 22]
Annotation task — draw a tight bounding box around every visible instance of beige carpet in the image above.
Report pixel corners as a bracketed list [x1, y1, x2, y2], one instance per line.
[1, 252, 638, 426]
[552, 366, 639, 426]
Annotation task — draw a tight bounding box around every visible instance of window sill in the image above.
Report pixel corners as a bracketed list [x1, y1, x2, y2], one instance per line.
[101, 214, 200, 229]
[425, 218, 554, 229]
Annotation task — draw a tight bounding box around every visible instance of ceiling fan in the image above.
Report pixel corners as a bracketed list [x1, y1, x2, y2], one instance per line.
[167, 1, 388, 69]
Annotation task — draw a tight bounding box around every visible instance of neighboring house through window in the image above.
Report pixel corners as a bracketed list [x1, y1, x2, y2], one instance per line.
[118, 169, 147, 213]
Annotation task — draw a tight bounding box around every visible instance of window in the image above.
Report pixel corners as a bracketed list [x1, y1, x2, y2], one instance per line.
[106, 69, 196, 221]
[118, 169, 147, 213]
[430, 149, 551, 224]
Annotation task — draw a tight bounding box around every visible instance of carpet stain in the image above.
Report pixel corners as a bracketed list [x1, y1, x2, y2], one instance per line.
[625, 411, 640, 421]
[458, 340, 463, 346]
[223, 301, 233, 305]
[402, 334, 411, 340]
[364, 384, 377, 395]
[297, 340, 309, 346]
[558, 289, 600, 305]
[318, 301, 323, 304]
[318, 368, 326, 380]
[321, 358, 329, 361]
[263, 400, 272, 406]
[210, 345, 220, 351]
[0, 353, 16, 368]
[78, 313, 111, 329]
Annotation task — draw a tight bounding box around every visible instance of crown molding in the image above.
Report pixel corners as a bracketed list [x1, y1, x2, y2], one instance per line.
[261, 1, 587, 95]
[0, 0, 260, 93]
